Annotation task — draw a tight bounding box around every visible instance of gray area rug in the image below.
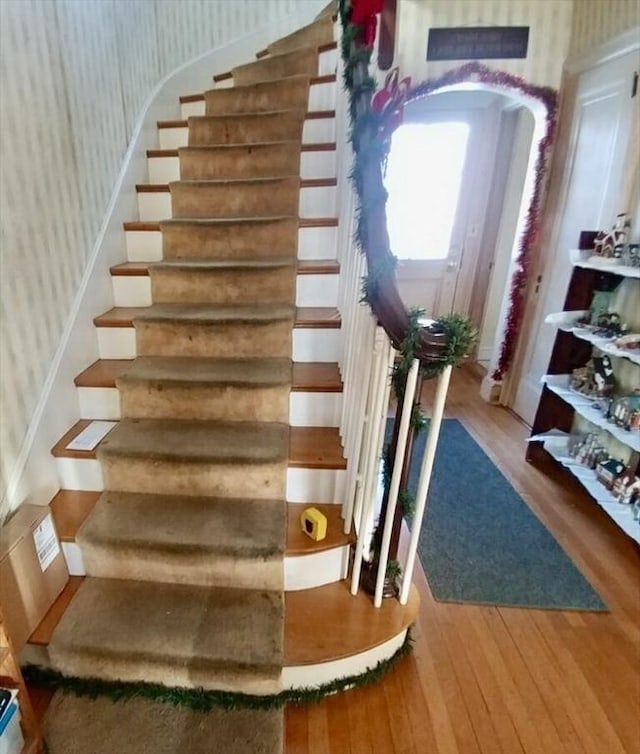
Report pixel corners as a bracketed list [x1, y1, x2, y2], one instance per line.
[402, 419, 607, 611]
[44, 691, 283, 754]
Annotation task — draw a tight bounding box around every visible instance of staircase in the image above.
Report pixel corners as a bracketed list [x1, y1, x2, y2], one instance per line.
[32, 7, 419, 753]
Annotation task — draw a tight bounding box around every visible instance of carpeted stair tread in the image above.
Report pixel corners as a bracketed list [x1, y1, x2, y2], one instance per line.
[135, 302, 295, 324]
[48, 578, 283, 690]
[98, 418, 289, 464]
[169, 176, 300, 219]
[171, 176, 299, 187]
[117, 356, 292, 387]
[188, 110, 305, 146]
[161, 215, 295, 226]
[268, 14, 334, 56]
[78, 491, 285, 559]
[152, 257, 294, 269]
[205, 76, 310, 115]
[232, 47, 318, 87]
[179, 142, 301, 179]
[44, 692, 282, 754]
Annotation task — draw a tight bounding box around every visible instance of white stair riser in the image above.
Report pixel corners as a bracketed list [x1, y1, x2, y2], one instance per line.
[55, 458, 103, 491]
[148, 149, 337, 183]
[77, 385, 342, 426]
[61, 539, 349, 590]
[158, 117, 335, 149]
[295, 273, 338, 307]
[61, 542, 85, 577]
[112, 276, 153, 307]
[289, 391, 341, 427]
[293, 328, 341, 362]
[97, 328, 137, 359]
[180, 81, 337, 120]
[287, 467, 346, 504]
[318, 48, 338, 76]
[282, 631, 407, 691]
[111, 271, 338, 308]
[77, 386, 121, 420]
[297, 226, 337, 261]
[126, 226, 338, 263]
[137, 185, 336, 221]
[55, 455, 344, 505]
[285, 547, 349, 590]
[299, 185, 336, 218]
[97, 325, 341, 362]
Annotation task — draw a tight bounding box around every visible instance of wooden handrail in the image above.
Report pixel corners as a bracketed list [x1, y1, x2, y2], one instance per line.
[351, 58, 448, 362]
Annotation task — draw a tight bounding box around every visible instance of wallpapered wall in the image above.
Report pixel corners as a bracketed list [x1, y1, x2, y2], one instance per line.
[395, 0, 575, 89]
[0, 0, 323, 514]
[570, 0, 640, 60]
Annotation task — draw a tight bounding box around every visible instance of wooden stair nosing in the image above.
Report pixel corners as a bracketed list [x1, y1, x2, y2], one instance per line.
[217, 41, 338, 77]
[123, 217, 338, 232]
[48, 492, 349, 556]
[75, 359, 341, 393]
[288, 426, 345, 470]
[93, 306, 341, 329]
[110, 263, 149, 276]
[287, 503, 353, 555]
[52, 421, 345, 469]
[74, 359, 134, 388]
[182, 73, 337, 102]
[49, 490, 100, 541]
[110, 260, 339, 276]
[51, 420, 100, 459]
[28, 576, 84, 646]
[284, 581, 419, 666]
[157, 110, 335, 129]
[135, 178, 337, 193]
[146, 143, 336, 159]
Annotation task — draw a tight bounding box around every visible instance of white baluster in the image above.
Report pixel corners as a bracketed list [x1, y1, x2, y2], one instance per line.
[374, 357, 420, 607]
[351, 330, 394, 596]
[399, 365, 453, 605]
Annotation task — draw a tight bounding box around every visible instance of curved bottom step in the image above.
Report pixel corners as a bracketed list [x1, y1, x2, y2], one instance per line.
[23, 579, 419, 695]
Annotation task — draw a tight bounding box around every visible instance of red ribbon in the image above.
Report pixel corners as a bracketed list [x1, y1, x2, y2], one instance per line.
[350, 0, 384, 48]
[371, 68, 411, 136]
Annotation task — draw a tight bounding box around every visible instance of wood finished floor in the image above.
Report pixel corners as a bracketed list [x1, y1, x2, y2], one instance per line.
[285, 366, 640, 754]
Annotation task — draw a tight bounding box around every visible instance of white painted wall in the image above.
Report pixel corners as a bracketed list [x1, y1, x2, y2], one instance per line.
[394, 0, 575, 89]
[0, 0, 326, 518]
[569, 0, 640, 60]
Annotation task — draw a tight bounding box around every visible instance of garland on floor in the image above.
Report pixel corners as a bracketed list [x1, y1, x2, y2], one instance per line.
[22, 631, 412, 712]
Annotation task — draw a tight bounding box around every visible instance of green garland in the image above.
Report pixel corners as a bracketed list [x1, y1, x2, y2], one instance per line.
[22, 631, 412, 711]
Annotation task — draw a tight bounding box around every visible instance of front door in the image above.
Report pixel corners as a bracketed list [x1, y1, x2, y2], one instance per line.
[512, 48, 639, 424]
[385, 118, 472, 318]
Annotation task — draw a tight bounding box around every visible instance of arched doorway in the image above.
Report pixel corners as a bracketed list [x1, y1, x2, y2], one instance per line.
[383, 63, 556, 390]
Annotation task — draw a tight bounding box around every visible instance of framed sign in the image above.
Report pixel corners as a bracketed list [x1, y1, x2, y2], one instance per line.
[427, 27, 529, 61]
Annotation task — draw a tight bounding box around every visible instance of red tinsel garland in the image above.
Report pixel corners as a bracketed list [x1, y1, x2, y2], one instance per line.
[385, 62, 558, 380]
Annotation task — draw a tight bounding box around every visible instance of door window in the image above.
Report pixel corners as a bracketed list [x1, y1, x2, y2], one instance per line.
[385, 122, 470, 260]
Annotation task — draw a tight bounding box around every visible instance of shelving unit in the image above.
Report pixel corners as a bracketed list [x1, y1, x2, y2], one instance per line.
[0, 610, 42, 754]
[528, 255, 640, 544]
